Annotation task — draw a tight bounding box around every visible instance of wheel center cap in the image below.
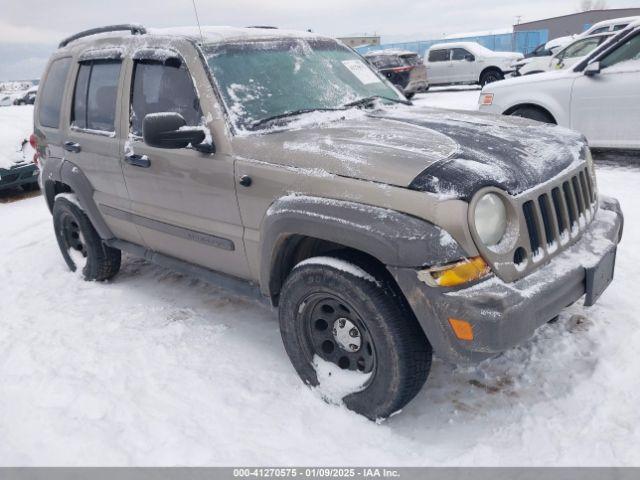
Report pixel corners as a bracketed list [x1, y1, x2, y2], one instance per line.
[332, 318, 361, 352]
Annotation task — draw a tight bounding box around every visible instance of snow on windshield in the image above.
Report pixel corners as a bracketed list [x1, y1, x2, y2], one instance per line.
[204, 38, 403, 133]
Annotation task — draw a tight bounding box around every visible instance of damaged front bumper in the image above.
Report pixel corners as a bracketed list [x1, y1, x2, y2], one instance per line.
[389, 196, 624, 364]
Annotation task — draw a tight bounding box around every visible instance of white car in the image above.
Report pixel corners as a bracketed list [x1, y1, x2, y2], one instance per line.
[424, 41, 523, 86]
[579, 16, 639, 37]
[479, 22, 640, 151]
[513, 32, 614, 76]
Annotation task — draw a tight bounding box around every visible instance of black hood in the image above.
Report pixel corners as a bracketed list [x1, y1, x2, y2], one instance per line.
[375, 107, 588, 200]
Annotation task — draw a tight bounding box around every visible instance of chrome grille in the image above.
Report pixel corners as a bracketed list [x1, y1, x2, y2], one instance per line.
[521, 166, 597, 261]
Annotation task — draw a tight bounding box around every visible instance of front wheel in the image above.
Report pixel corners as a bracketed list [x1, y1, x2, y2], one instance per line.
[278, 256, 432, 420]
[53, 195, 121, 281]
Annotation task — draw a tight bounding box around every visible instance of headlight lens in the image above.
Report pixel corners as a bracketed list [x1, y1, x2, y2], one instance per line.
[474, 193, 507, 246]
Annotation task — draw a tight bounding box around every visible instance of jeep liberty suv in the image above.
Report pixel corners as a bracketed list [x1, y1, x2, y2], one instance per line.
[35, 25, 623, 420]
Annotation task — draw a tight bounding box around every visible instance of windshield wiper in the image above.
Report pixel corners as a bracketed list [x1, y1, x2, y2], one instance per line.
[343, 95, 412, 108]
[249, 108, 345, 130]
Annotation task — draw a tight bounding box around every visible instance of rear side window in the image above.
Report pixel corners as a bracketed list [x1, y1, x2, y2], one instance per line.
[38, 58, 71, 128]
[130, 60, 202, 136]
[401, 54, 421, 66]
[72, 60, 122, 132]
[428, 49, 449, 62]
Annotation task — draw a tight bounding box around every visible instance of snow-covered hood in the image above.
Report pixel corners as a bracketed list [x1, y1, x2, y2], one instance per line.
[232, 106, 586, 199]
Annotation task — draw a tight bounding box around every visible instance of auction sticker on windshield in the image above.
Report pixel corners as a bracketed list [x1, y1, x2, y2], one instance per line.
[341, 60, 382, 85]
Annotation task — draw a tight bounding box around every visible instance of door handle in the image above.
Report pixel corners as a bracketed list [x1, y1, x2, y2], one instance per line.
[63, 141, 81, 153]
[124, 153, 151, 168]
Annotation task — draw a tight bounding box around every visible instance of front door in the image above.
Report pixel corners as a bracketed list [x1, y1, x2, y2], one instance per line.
[571, 31, 640, 149]
[119, 49, 250, 279]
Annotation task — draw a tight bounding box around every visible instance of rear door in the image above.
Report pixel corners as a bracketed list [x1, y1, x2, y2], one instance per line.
[63, 54, 144, 245]
[571, 31, 640, 149]
[425, 48, 451, 84]
[119, 46, 250, 279]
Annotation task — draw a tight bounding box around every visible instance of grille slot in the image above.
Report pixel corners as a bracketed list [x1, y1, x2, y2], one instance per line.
[520, 167, 596, 264]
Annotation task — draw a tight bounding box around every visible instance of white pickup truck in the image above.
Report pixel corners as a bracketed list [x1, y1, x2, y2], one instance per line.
[424, 41, 523, 86]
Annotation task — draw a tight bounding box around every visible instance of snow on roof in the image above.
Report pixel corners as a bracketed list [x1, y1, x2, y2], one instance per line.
[60, 25, 331, 50]
[443, 27, 512, 39]
[144, 26, 325, 44]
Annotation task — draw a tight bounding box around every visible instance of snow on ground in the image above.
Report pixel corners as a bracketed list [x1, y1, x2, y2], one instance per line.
[1, 92, 640, 466]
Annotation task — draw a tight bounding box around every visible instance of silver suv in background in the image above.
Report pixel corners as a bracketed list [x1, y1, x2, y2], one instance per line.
[364, 49, 429, 98]
[424, 41, 523, 86]
[35, 24, 623, 420]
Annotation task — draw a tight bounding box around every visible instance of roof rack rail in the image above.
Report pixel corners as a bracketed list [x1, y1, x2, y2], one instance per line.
[59, 24, 147, 48]
[246, 25, 278, 29]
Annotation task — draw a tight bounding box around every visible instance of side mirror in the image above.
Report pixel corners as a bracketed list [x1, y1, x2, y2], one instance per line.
[584, 61, 601, 77]
[142, 112, 207, 150]
[465, 54, 475, 62]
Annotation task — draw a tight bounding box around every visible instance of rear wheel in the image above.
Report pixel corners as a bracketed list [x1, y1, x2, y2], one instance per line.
[509, 106, 555, 124]
[480, 69, 504, 86]
[53, 196, 121, 281]
[278, 255, 432, 420]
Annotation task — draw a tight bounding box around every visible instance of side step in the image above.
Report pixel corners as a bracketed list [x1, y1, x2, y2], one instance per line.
[107, 239, 272, 308]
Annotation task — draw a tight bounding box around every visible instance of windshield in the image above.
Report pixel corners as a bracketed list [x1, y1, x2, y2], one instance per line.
[205, 38, 404, 131]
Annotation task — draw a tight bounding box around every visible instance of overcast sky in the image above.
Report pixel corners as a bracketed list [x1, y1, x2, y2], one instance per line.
[0, 0, 634, 80]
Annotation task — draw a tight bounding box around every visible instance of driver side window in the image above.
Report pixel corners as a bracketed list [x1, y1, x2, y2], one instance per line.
[600, 33, 640, 70]
[130, 59, 202, 137]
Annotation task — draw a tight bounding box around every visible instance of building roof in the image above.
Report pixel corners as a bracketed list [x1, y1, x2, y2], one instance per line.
[514, 8, 640, 27]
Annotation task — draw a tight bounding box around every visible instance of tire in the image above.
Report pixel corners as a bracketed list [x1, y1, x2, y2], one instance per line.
[278, 255, 432, 420]
[509, 106, 555, 124]
[480, 69, 504, 86]
[404, 92, 415, 100]
[53, 196, 121, 281]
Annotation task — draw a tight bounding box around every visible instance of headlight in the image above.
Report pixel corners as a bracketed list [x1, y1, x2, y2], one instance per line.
[474, 193, 507, 246]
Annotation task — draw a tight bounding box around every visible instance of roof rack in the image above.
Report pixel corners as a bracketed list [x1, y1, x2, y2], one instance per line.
[246, 25, 278, 29]
[59, 24, 147, 48]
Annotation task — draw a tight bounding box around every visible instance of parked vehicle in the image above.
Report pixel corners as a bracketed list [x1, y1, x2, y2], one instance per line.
[364, 49, 428, 98]
[578, 16, 639, 37]
[480, 21, 640, 151]
[0, 137, 39, 192]
[14, 86, 38, 105]
[36, 24, 623, 420]
[513, 32, 613, 76]
[424, 41, 523, 86]
[524, 36, 574, 59]
[0, 94, 16, 106]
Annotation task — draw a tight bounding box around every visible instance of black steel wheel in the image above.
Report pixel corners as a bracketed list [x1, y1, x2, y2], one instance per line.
[301, 293, 377, 376]
[279, 255, 432, 420]
[53, 196, 121, 281]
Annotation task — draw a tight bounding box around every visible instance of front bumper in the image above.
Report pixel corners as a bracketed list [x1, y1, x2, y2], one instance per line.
[0, 163, 39, 191]
[389, 197, 623, 364]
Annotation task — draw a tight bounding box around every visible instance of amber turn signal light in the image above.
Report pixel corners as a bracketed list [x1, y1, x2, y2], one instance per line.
[420, 256, 491, 288]
[448, 318, 474, 341]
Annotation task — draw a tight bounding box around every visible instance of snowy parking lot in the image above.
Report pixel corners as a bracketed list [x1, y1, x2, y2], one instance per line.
[1, 90, 639, 466]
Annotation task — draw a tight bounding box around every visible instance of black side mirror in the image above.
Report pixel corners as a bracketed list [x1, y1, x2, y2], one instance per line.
[142, 112, 207, 149]
[584, 61, 601, 77]
[465, 54, 475, 62]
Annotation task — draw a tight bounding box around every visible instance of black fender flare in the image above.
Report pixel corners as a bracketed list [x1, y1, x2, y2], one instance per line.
[44, 159, 115, 241]
[260, 195, 468, 297]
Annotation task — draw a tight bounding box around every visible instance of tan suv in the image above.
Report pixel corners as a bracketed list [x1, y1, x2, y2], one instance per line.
[35, 24, 623, 420]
